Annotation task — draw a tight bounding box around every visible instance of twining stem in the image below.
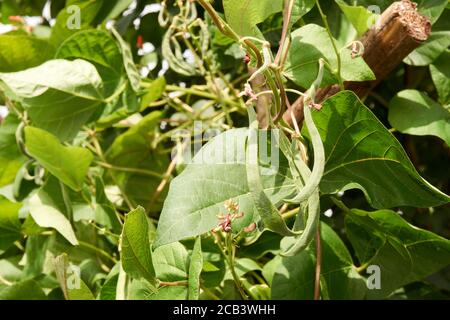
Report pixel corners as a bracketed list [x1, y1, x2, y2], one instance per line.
[281, 207, 300, 220]
[201, 284, 221, 300]
[149, 155, 178, 208]
[274, 0, 295, 66]
[225, 233, 249, 300]
[271, 65, 289, 123]
[96, 162, 164, 179]
[0, 274, 12, 286]
[213, 232, 248, 300]
[78, 240, 118, 264]
[314, 225, 322, 300]
[159, 280, 188, 287]
[330, 196, 351, 213]
[196, 0, 262, 67]
[315, 0, 344, 89]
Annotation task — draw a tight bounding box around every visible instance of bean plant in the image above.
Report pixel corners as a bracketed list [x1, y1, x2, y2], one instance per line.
[0, 0, 449, 300]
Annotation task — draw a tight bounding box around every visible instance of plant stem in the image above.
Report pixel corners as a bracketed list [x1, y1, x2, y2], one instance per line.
[315, 0, 344, 89]
[166, 84, 217, 100]
[274, 0, 295, 66]
[314, 225, 322, 300]
[96, 162, 165, 179]
[225, 233, 249, 300]
[201, 284, 221, 300]
[159, 280, 188, 287]
[330, 196, 351, 213]
[0, 274, 12, 286]
[196, 0, 262, 67]
[214, 232, 248, 300]
[78, 240, 118, 264]
[282, 207, 300, 220]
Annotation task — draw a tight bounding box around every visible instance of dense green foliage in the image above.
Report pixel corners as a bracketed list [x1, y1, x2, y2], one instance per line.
[0, 0, 449, 300]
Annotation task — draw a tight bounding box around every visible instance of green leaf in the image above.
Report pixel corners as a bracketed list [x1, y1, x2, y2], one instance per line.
[317, 224, 367, 299]
[121, 206, 156, 285]
[25, 126, 93, 191]
[404, 31, 450, 66]
[223, 0, 283, 38]
[129, 279, 188, 300]
[22, 235, 49, 279]
[246, 110, 297, 236]
[55, 29, 124, 97]
[284, 24, 375, 88]
[93, 176, 122, 233]
[95, 0, 135, 22]
[53, 253, 95, 300]
[153, 242, 189, 282]
[28, 178, 78, 246]
[105, 111, 169, 211]
[388, 90, 450, 146]
[0, 35, 55, 72]
[0, 115, 26, 187]
[0, 280, 47, 300]
[0, 196, 22, 251]
[111, 27, 141, 92]
[0, 59, 105, 141]
[416, 0, 448, 24]
[309, 91, 450, 208]
[140, 77, 166, 111]
[290, 0, 316, 29]
[155, 128, 297, 247]
[50, 1, 103, 46]
[188, 237, 203, 300]
[430, 50, 450, 105]
[271, 223, 367, 299]
[346, 209, 450, 298]
[335, 0, 379, 36]
[99, 265, 119, 300]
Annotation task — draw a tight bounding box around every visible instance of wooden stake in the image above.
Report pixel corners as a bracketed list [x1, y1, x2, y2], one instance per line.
[282, 0, 431, 127]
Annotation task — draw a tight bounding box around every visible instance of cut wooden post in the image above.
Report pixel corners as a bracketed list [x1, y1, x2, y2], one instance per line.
[282, 0, 431, 127]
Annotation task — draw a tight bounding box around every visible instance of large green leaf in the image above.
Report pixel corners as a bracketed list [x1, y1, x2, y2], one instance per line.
[105, 111, 168, 211]
[0, 35, 55, 72]
[346, 209, 450, 298]
[121, 206, 156, 285]
[94, 0, 135, 22]
[111, 27, 140, 92]
[309, 91, 449, 208]
[416, 0, 448, 24]
[404, 31, 450, 66]
[0, 280, 47, 300]
[188, 237, 203, 300]
[271, 223, 366, 299]
[0, 59, 105, 141]
[28, 178, 78, 245]
[25, 126, 93, 191]
[388, 90, 450, 146]
[223, 0, 283, 38]
[335, 0, 379, 36]
[155, 128, 297, 247]
[430, 50, 450, 105]
[284, 24, 375, 88]
[22, 235, 49, 279]
[290, 0, 316, 29]
[54, 253, 95, 300]
[50, 0, 103, 46]
[55, 29, 124, 97]
[0, 115, 25, 187]
[128, 279, 188, 300]
[0, 196, 22, 251]
[153, 242, 189, 282]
